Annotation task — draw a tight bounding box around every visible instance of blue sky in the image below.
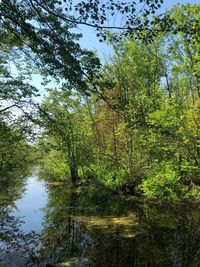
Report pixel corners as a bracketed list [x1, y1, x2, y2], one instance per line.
[31, 0, 199, 95]
[78, 0, 199, 60]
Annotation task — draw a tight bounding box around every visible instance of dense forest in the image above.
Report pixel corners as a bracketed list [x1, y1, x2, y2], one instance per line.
[0, 1, 200, 201]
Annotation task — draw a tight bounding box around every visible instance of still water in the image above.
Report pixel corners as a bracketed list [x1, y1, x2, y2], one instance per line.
[1, 168, 200, 267]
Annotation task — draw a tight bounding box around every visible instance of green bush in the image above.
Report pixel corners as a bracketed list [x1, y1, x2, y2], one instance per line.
[78, 165, 96, 184]
[78, 164, 129, 190]
[186, 185, 200, 200]
[103, 169, 129, 190]
[42, 150, 70, 180]
[139, 162, 188, 201]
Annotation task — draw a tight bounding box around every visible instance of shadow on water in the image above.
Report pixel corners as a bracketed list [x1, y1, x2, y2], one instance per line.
[1, 168, 200, 266]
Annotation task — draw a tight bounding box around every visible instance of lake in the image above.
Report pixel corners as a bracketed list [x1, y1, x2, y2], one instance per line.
[1, 168, 200, 266]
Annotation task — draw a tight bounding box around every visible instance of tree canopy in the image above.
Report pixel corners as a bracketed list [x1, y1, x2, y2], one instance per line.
[0, 0, 198, 96]
[0, 1, 200, 200]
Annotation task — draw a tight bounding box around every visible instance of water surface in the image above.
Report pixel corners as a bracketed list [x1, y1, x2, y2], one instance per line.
[1, 168, 200, 267]
[12, 174, 47, 233]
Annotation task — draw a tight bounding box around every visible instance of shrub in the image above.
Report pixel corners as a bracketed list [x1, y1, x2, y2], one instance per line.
[139, 162, 188, 201]
[42, 150, 70, 180]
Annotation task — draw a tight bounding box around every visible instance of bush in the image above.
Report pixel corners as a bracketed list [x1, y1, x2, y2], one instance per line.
[41, 150, 70, 180]
[103, 169, 129, 190]
[139, 162, 188, 201]
[186, 185, 200, 200]
[78, 164, 129, 191]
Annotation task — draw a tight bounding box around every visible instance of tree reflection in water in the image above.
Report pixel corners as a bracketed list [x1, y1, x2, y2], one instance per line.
[0, 169, 40, 266]
[39, 183, 200, 267]
[0, 211, 40, 266]
[1, 171, 200, 266]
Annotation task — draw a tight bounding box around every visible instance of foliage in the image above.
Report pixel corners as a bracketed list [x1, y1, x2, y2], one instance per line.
[0, 0, 101, 93]
[39, 90, 94, 183]
[0, 119, 35, 171]
[139, 162, 188, 201]
[0, 2, 200, 201]
[35, 5, 200, 201]
[41, 149, 71, 181]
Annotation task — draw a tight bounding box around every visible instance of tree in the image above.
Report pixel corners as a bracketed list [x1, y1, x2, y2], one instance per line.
[84, 4, 200, 197]
[0, 117, 34, 171]
[0, 0, 101, 94]
[40, 90, 94, 183]
[0, 1, 197, 98]
[92, 38, 164, 189]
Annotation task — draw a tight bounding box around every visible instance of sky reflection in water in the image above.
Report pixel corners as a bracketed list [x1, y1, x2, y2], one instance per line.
[1, 170, 200, 266]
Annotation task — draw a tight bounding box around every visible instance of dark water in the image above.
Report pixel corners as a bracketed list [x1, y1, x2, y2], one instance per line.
[1, 169, 200, 267]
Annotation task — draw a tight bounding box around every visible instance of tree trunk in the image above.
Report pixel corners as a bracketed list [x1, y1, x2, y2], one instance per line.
[70, 164, 78, 184]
